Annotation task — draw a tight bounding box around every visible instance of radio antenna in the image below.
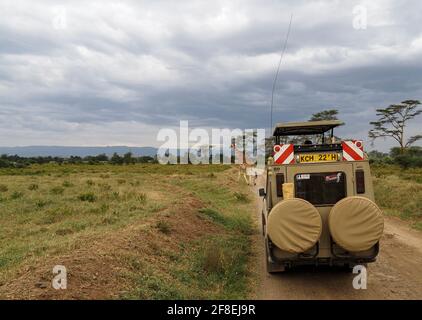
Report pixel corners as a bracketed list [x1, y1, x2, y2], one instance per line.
[270, 14, 293, 136]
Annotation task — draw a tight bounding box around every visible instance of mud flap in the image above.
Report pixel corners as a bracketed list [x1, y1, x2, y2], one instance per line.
[266, 256, 286, 273]
[265, 239, 286, 273]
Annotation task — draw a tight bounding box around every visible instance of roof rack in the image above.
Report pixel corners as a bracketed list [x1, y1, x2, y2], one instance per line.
[273, 120, 344, 136]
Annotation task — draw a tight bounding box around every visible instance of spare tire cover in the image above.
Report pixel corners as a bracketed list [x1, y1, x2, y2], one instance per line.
[329, 196, 384, 252]
[267, 198, 322, 253]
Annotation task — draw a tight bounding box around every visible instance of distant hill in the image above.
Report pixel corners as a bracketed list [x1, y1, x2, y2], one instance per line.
[0, 146, 157, 158]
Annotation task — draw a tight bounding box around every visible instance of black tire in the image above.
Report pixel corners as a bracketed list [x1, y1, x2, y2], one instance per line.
[261, 212, 266, 236]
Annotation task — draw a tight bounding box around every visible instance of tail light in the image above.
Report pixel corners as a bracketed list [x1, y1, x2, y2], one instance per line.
[276, 173, 284, 197]
[355, 170, 365, 194]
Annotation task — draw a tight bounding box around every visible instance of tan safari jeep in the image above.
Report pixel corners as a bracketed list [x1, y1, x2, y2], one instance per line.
[259, 120, 384, 273]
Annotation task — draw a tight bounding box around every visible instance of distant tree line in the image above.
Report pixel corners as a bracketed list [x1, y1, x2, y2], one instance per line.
[368, 146, 422, 169]
[0, 152, 157, 168]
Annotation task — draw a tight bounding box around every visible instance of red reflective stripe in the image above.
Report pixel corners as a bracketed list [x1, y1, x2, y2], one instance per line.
[342, 141, 362, 160]
[275, 144, 293, 164]
[288, 154, 295, 164]
[290, 156, 295, 163]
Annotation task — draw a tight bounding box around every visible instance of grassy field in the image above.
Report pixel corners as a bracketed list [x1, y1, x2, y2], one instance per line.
[372, 165, 422, 230]
[0, 162, 420, 299]
[0, 164, 256, 299]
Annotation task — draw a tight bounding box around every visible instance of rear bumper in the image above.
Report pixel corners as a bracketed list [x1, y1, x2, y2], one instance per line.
[267, 239, 379, 268]
[271, 256, 377, 269]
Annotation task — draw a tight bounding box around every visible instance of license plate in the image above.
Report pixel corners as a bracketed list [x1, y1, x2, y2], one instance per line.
[299, 153, 339, 163]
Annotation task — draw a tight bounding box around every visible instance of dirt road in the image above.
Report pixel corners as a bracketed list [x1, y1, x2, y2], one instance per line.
[251, 177, 422, 300]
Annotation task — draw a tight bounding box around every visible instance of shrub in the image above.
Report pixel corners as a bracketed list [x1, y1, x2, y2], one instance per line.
[55, 229, 73, 236]
[28, 184, 39, 191]
[100, 203, 109, 212]
[101, 215, 118, 225]
[117, 179, 126, 185]
[138, 192, 147, 204]
[233, 192, 250, 202]
[0, 159, 12, 168]
[150, 203, 165, 212]
[35, 200, 48, 208]
[199, 208, 227, 225]
[50, 186, 65, 195]
[86, 179, 95, 186]
[10, 191, 24, 200]
[156, 220, 171, 234]
[202, 246, 224, 273]
[369, 157, 395, 166]
[394, 155, 422, 169]
[201, 242, 239, 275]
[78, 193, 96, 202]
[62, 181, 73, 187]
[99, 183, 112, 191]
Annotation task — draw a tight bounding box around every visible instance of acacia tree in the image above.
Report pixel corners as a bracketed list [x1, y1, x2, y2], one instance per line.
[288, 109, 340, 144]
[369, 100, 422, 153]
[310, 109, 339, 121]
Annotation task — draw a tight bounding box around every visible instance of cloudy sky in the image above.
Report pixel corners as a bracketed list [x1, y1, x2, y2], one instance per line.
[0, 0, 421, 151]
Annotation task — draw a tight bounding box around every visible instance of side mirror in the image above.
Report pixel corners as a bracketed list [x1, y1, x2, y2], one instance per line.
[258, 188, 266, 197]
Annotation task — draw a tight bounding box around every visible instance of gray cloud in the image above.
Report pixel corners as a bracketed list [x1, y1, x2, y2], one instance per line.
[0, 0, 421, 150]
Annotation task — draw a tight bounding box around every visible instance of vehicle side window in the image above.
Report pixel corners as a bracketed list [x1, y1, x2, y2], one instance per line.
[294, 172, 346, 206]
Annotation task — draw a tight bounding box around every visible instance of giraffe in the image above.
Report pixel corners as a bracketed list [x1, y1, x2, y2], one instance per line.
[231, 141, 257, 186]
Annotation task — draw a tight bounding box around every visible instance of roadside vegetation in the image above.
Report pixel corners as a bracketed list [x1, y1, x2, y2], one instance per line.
[0, 157, 421, 299]
[369, 146, 422, 170]
[372, 164, 422, 231]
[0, 164, 255, 299]
[123, 167, 254, 299]
[363, 99, 421, 230]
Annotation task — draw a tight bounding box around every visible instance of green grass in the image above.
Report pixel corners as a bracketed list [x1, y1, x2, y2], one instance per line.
[122, 234, 252, 300]
[0, 163, 255, 299]
[0, 165, 182, 273]
[372, 164, 422, 184]
[121, 168, 255, 299]
[171, 175, 254, 234]
[373, 165, 422, 229]
[412, 221, 422, 231]
[198, 208, 252, 235]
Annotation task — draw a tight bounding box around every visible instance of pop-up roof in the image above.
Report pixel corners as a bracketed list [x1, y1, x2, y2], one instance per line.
[273, 120, 344, 136]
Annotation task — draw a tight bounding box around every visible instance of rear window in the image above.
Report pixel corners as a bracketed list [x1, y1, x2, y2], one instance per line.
[294, 172, 346, 206]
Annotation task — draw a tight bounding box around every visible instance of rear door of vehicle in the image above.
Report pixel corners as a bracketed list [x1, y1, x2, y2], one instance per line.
[286, 162, 354, 256]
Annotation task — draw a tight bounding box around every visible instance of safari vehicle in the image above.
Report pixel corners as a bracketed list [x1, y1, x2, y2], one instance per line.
[259, 120, 384, 273]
